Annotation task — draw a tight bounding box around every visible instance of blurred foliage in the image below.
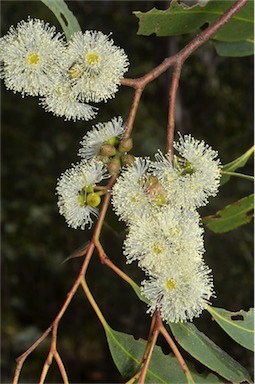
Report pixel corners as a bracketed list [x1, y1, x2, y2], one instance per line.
[1, 1, 253, 383]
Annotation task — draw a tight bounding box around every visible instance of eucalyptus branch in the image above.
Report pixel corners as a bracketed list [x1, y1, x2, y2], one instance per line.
[122, 0, 249, 149]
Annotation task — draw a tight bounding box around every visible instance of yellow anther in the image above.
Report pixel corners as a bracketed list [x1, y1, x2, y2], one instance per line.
[166, 278, 176, 291]
[85, 52, 100, 66]
[27, 53, 40, 65]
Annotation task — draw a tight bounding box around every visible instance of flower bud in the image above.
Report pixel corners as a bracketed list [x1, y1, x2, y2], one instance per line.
[86, 192, 101, 207]
[118, 138, 133, 153]
[106, 137, 117, 146]
[99, 143, 117, 157]
[107, 156, 121, 175]
[121, 154, 135, 166]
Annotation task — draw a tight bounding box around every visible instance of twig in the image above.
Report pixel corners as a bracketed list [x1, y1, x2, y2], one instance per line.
[159, 323, 195, 384]
[121, 0, 249, 148]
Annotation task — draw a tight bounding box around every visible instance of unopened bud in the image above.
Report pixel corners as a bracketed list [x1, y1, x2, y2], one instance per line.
[121, 154, 135, 166]
[107, 156, 121, 175]
[118, 138, 133, 153]
[99, 143, 117, 157]
[86, 192, 101, 207]
[106, 137, 117, 146]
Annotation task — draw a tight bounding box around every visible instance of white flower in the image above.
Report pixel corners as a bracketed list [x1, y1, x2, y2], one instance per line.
[141, 260, 214, 323]
[40, 77, 98, 121]
[1, 17, 67, 96]
[153, 134, 221, 209]
[111, 158, 153, 224]
[66, 30, 129, 102]
[78, 116, 125, 160]
[124, 207, 204, 274]
[56, 160, 108, 229]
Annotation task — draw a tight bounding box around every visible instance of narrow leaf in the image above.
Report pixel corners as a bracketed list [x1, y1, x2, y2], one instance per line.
[41, 0, 81, 41]
[207, 306, 254, 351]
[169, 323, 252, 383]
[221, 146, 254, 185]
[134, 1, 254, 42]
[106, 327, 221, 383]
[203, 194, 254, 233]
[221, 171, 254, 182]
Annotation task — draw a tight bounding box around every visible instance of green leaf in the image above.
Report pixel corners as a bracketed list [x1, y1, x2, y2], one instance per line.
[105, 326, 222, 383]
[134, 1, 254, 45]
[213, 39, 254, 57]
[220, 146, 254, 185]
[41, 0, 81, 41]
[203, 194, 254, 233]
[169, 322, 252, 383]
[207, 306, 254, 351]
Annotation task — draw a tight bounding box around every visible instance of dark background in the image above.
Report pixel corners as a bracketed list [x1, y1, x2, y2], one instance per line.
[1, 1, 254, 383]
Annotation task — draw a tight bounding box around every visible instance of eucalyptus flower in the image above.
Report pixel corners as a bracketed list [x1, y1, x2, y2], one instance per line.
[141, 260, 214, 323]
[78, 116, 125, 160]
[56, 160, 109, 229]
[66, 30, 129, 102]
[0, 17, 66, 96]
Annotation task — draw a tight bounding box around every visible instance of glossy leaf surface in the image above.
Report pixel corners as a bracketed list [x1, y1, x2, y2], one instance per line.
[169, 322, 252, 383]
[106, 326, 222, 383]
[207, 306, 254, 351]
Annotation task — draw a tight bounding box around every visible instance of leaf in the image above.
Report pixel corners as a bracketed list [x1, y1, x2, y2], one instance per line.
[41, 0, 81, 41]
[213, 39, 254, 57]
[203, 194, 254, 233]
[207, 306, 254, 351]
[169, 322, 252, 383]
[220, 146, 254, 185]
[105, 326, 222, 383]
[134, 1, 254, 53]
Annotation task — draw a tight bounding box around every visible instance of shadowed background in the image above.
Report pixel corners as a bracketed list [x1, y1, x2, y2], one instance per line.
[1, 1, 254, 382]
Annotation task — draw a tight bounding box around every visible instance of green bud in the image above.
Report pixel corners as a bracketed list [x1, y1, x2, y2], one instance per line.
[107, 156, 121, 175]
[118, 138, 133, 153]
[121, 154, 135, 166]
[179, 161, 194, 176]
[106, 136, 117, 146]
[99, 143, 117, 157]
[85, 185, 94, 194]
[86, 192, 101, 207]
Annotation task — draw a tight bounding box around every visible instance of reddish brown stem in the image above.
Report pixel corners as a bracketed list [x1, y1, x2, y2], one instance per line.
[121, 0, 249, 147]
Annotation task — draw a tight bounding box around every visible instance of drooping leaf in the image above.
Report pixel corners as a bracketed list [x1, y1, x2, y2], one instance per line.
[41, 0, 81, 41]
[134, 1, 254, 41]
[105, 326, 222, 383]
[207, 306, 254, 351]
[213, 39, 254, 57]
[220, 146, 254, 185]
[203, 194, 254, 233]
[169, 322, 252, 383]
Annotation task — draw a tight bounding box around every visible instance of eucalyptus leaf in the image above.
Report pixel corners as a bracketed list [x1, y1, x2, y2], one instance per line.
[134, 1, 253, 43]
[203, 194, 254, 233]
[207, 306, 254, 351]
[169, 322, 252, 383]
[106, 326, 221, 383]
[41, 0, 81, 41]
[220, 146, 254, 185]
[213, 39, 254, 57]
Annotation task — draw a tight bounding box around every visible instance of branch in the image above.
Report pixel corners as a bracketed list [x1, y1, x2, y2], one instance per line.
[121, 0, 249, 148]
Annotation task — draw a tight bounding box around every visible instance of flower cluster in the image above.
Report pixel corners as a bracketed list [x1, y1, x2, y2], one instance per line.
[112, 134, 221, 323]
[56, 117, 128, 229]
[0, 18, 129, 121]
